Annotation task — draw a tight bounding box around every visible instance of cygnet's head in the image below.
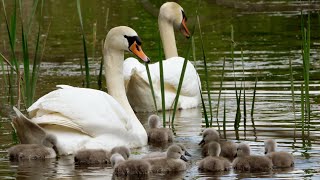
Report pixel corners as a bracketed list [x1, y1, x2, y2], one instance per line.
[111, 146, 131, 160]
[207, 142, 221, 157]
[177, 143, 191, 157]
[264, 139, 276, 154]
[111, 153, 125, 167]
[235, 143, 250, 158]
[199, 128, 220, 146]
[167, 144, 188, 162]
[42, 134, 59, 154]
[158, 2, 190, 38]
[148, 114, 161, 128]
[104, 26, 150, 63]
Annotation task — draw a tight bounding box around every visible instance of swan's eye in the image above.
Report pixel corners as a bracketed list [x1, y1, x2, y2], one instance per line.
[181, 10, 187, 21]
[124, 35, 142, 48]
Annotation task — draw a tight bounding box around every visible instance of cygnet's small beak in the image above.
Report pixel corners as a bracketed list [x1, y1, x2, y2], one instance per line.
[180, 155, 188, 162]
[199, 139, 205, 146]
[180, 17, 190, 39]
[129, 41, 150, 63]
[185, 150, 192, 157]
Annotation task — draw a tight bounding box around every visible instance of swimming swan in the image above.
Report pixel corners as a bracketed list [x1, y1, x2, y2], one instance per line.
[123, 2, 201, 112]
[12, 26, 150, 155]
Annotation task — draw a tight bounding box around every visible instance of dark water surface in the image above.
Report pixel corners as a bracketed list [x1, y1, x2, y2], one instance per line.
[0, 0, 320, 179]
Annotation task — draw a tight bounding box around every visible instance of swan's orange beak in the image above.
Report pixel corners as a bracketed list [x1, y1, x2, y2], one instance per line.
[129, 42, 150, 63]
[180, 17, 190, 39]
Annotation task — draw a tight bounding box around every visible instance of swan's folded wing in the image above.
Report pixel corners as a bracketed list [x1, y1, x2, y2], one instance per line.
[123, 57, 147, 89]
[28, 86, 132, 137]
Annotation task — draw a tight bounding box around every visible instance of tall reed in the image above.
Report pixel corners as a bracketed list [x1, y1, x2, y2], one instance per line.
[216, 56, 226, 125]
[1, 0, 47, 109]
[145, 63, 158, 112]
[301, 11, 311, 136]
[241, 49, 247, 129]
[77, 0, 90, 88]
[197, 14, 213, 127]
[230, 25, 241, 130]
[158, 34, 165, 126]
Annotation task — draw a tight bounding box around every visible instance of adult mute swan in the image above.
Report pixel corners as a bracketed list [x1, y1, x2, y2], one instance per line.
[123, 2, 201, 112]
[12, 26, 149, 155]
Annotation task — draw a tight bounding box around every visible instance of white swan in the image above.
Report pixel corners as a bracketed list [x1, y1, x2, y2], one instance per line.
[13, 26, 149, 155]
[123, 2, 201, 112]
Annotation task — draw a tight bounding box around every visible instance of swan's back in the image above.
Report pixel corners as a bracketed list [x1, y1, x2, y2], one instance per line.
[28, 85, 131, 136]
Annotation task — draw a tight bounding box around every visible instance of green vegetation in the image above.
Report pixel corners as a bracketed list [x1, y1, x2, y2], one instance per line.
[77, 0, 90, 88]
[0, 0, 48, 109]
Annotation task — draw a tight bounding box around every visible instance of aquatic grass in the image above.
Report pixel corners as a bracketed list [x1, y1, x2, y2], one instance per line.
[300, 11, 311, 142]
[1, 0, 18, 106]
[230, 25, 241, 130]
[77, 0, 90, 88]
[170, 21, 196, 126]
[216, 57, 226, 126]
[158, 34, 166, 126]
[300, 83, 305, 146]
[98, 8, 109, 90]
[197, 14, 213, 128]
[223, 97, 226, 139]
[241, 49, 247, 130]
[145, 63, 158, 112]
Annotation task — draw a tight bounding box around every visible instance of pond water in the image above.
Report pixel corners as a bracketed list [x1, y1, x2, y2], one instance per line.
[0, 0, 320, 179]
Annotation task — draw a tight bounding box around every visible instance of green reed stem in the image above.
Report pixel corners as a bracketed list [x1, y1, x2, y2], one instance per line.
[216, 56, 226, 124]
[2, 0, 18, 106]
[251, 68, 258, 119]
[301, 83, 305, 145]
[158, 35, 165, 126]
[192, 36, 209, 127]
[301, 11, 311, 136]
[241, 49, 247, 129]
[170, 20, 196, 126]
[223, 97, 226, 139]
[197, 14, 213, 127]
[145, 63, 158, 112]
[77, 0, 90, 88]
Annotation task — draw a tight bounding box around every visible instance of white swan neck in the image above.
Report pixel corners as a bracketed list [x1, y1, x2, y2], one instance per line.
[104, 49, 137, 120]
[158, 18, 178, 59]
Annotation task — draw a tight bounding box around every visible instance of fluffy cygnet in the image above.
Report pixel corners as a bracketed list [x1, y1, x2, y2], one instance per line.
[233, 143, 272, 172]
[199, 142, 231, 172]
[111, 153, 151, 176]
[147, 114, 173, 144]
[74, 146, 130, 165]
[199, 128, 237, 161]
[142, 143, 191, 159]
[264, 139, 294, 168]
[145, 144, 188, 173]
[8, 134, 58, 161]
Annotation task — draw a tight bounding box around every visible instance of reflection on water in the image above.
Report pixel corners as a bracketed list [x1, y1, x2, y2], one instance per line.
[0, 0, 320, 179]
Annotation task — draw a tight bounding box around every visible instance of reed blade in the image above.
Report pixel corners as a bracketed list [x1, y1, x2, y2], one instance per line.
[216, 57, 226, 127]
[241, 49, 247, 129]
[197, 14, 213, 127]
[145, 63, 158, 112]
[77, 0, 90, 88]
[158, 35, 166, 126]
[170, 21, 196, 126]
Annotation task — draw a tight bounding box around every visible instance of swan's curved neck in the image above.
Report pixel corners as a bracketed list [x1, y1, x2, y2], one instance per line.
[158, 18, 178, 59]
[104, 48, 137, 120]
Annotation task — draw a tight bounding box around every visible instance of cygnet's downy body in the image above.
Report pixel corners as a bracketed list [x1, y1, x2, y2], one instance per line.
[233, 143, 272, 172]
[264, 139, 294, 168]
[199, 128, 237, 161]
[199, 142, 231, 172]
[147, 114, 173, 144]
